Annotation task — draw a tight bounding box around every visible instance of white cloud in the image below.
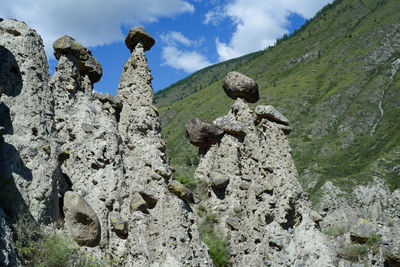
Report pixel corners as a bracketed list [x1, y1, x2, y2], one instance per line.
[0, 0, 194, 57]
[206, 0, 333, 61]
[161, 31, 193, 46]
[160, 32, 212, 72]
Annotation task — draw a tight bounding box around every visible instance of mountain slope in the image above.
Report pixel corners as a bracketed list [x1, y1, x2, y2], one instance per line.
[155, 0, 400, 203]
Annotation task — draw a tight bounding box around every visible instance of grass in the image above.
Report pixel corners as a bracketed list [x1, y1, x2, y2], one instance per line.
[12, 213, 116, 267]
[175, 175, 197, 190]
[322, 225, 350, 237]
[340, 244, 368, 261]
[198, 211, 231, 267]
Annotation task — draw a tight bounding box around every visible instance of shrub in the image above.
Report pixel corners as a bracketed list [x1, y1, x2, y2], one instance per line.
[13, 213, 111, 267]
[199, 212, 231, 267]
[322, 225, 349, 236]
[176, 175, 197, 190]
[340, 244, 368, 261]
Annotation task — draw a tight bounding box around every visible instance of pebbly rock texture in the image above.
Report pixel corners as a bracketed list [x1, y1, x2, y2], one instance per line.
[0, 19, 212, 266]
[63, 191, 101, 247]
[111, 29, 211, 266]
[185, 117, 224, 149]
[192, 80, 336, 266]
[213, 114, 246, 136]
[223, 71, 259, 103]
[0, 19, 61, 224]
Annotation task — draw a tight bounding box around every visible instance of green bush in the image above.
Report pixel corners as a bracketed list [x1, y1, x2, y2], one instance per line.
[176, 175, 197, 190]
[199, 212, 231, 267]
[340, 244, 368, 261]
[13, 213, 111, 267]
[322, 225, 349, 236]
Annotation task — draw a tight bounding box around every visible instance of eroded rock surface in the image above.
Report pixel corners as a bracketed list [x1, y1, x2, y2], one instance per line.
[0, 20, 211, 266]
[193, 80, 335, 266]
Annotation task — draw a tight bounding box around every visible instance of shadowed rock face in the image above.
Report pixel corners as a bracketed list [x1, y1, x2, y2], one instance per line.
[223, 71, 259, 103]
[185, 117, 224, 148]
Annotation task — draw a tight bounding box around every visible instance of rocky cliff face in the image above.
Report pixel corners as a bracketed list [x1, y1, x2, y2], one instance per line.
[188, 74, 336, 266]
[0, 19, 210, 266]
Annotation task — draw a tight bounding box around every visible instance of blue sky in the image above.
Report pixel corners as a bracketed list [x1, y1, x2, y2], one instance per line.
[1, 0, 332, 95]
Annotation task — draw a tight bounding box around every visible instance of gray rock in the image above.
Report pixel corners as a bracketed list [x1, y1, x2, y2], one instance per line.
[255, 105, 290, 125]
[92, 92, 122, 109]
[350, 218, 376, 243]
[109, 212, 128, 238]
[383, 245, 400, 266]
[0, 19, 61, 223]
[310, 211, 323, 223]
[53, 35, 102, 83]
[63, 191, 101, 247]
[168, 180, 194, 202]
[223, 71, 259, 103]
[226, 216, 241, 230]
[213, 114, 246, 136]
[139, 190, 158, 206]
[185, 118, 224, 148]
[130, 192, 148, 212]
[125, 26, 155, 52]
[53, 35, 82, 59]
[277, 124, 291, 135]
[193, 97, 336, 266]
[209, 171, 230, 189]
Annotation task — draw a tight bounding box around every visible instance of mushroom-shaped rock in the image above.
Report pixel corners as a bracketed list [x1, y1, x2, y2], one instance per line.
[213, 114, 246, 136]
[53, 35, 102, 83]
[78, 47, 103, 83]
[255, 105, 290, 125]
[53, 35, 82, 59]
[168, 180, 194, 202]
[125, 26, 155, 52]
[209, 171, 230, 189]
[110, 212, 128, 238]
[185, 118, 224, 148]
[63, 191, 101, 247]
[223, 71, 259, 103]
[130, 192, 148, 212]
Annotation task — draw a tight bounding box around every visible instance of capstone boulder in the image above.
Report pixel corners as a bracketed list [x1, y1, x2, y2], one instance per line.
[223, 71, 259, 103]
[185, 118, 224, 148]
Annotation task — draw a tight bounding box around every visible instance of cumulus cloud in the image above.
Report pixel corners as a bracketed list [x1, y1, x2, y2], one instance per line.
[0, 0, 194, 57]
[206, 0, 333, 61]
[160, 31, 212, 73]
[161, 31, 193, 46]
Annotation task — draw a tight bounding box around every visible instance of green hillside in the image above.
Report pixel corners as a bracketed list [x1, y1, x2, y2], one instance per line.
[155, 0, 400, 203]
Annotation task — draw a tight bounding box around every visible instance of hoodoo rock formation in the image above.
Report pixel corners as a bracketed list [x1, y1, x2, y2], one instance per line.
[188, 72, 336, 266]
[1, 18, 399, 267]
[0, 19, 211, 266]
